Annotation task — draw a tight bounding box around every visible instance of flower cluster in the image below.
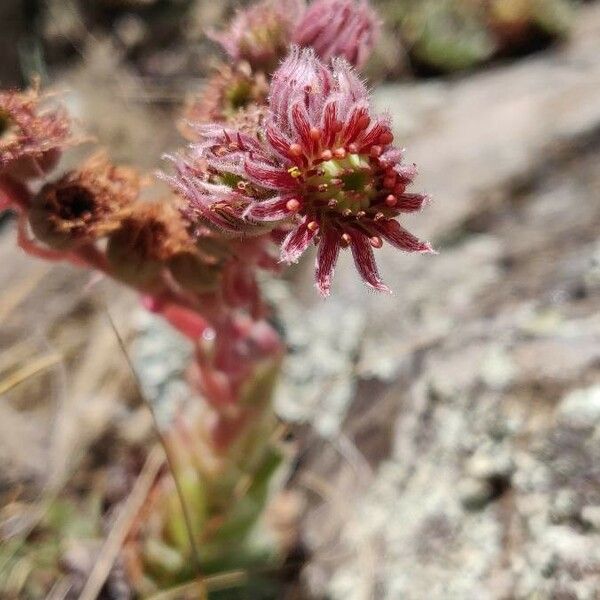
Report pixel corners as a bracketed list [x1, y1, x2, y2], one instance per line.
[172, 47, 432, 296]
[1, 0, 432, 410]
[210, 0, 380, 71]
[185, 0, 381, 139]
[0, 102, 278, 329]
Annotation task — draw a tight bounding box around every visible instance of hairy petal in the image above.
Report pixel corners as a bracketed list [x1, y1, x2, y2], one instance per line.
[341, 102, 370, 145]
[315, 225, 340, 296]
[280, 217, 317, 263]
[374, 219, 433, 253]
[332, 56, 369, 105]
[396, 193, 430, 213]
[290, 103, 314, 152]
[348, 230, 390, 292]
[244, 158, 298, 191]
[244, 196, 295, 222]
[293, 0, 381, 68]
[269, 46, 333, 133]
[266, 126, 294, 161]
[358, 117, 392, 151]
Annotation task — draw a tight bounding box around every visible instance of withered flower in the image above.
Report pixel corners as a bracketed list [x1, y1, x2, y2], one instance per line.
[106, 201, 194, 288]
[0, 86, 75, 181]
[182, 63, 268, 140]
[29, 154, 140, 250]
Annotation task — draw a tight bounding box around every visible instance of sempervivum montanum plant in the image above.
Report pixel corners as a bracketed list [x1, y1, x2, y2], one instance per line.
[0, 0, 433, 596]
[171, 47, 433, 297]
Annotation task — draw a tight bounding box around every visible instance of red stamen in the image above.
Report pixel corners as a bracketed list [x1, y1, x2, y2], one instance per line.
[370, 236, 383, 249]
[310, 127, 322, 141]
[370, 145, 382, 158]
[348, 143, 359, 154]
[320, 149, 333, 161]
[334, 147, 347, 159]
[385, 194, 398, 207]
[341, 233, 351, 247]
[307, 220, 320, 232]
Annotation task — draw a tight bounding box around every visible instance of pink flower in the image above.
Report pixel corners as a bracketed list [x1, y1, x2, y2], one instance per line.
[208, 0, 304, 72]
[170, 48, 433, 296]
[208, 0, 380, 72]
[293, 0, 381, 68]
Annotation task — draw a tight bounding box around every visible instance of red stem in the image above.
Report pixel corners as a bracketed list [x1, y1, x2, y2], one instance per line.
[0, 174, 32, 213]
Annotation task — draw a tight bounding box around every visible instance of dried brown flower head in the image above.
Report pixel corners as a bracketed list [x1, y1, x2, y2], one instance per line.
[28, 154, 140, 250]
[106, 200, 196, 287]
[0, 85, 76, 180]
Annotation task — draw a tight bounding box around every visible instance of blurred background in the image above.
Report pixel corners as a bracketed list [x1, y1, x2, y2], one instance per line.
[1, 1, 600, 598]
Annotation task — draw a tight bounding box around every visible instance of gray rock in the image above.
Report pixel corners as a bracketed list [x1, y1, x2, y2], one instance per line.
[558, 386, 600, 429]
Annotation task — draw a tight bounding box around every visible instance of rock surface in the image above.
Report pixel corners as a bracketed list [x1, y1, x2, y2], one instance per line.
[292, 5, 600, 599]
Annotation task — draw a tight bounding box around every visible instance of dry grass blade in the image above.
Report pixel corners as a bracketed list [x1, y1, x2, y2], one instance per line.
[103, 307, 203, 574]
[0, 265, 48, 324]
[0, 339, 40, 376]
[146, 570, 249, 600]
[0, 352, 62, 396]
[78, 445, 164, 600]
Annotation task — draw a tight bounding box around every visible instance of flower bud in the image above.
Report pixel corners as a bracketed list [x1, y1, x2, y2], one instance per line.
[293, 0, 381, 68]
